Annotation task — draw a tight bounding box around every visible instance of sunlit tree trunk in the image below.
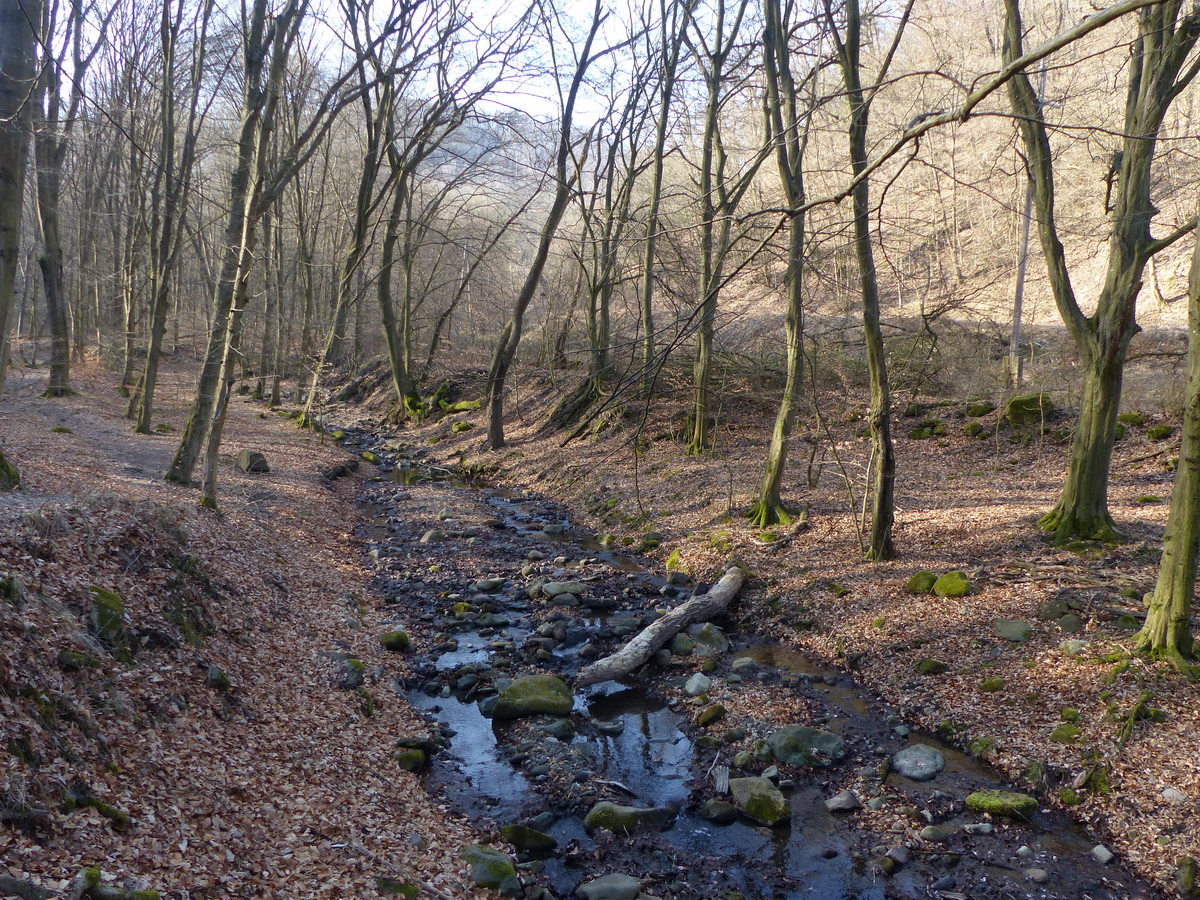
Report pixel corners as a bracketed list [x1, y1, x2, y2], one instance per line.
[1136, 218, 1200, 673]
[1004, 0, 1200, 543]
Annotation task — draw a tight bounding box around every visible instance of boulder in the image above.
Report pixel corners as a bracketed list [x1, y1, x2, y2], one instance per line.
[459, 845, 520, 897]
[891, 744, 945, 781]
[583, 801, 675, 833]
[500, 824, 557, 853]
[917, 659, 948, 675]
[933, 571, 971, 598]
[684, 673, 712, 696]
[729, 776, 791, 826]
[825, 790, 861, 812]
[380, 630, 411, 652]
[543, 581, 587, 598]
[906, 571, 937, 594]
[767, 725, 846, 767]
[701, 799, 739, 824]
[575, 874, 643, 900]
[994, 619, 1033, 642]
[394, 749, 426, 771]
[491, 675, 573, 719]
[697, 703, 726, 727]
[965, 789, 1037, 817]
[966, 401, 996, 417]
[89, 587, 129, 658]
[686, 622, 729, 656]
[236, 449, 270, 474]
[1005, 393, 1054, 425]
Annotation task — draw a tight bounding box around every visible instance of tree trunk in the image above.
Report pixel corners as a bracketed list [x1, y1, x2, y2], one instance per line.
[575, 567, 745, 687]
[1136, 217, 1200, 672]
[34, 138, 71, 396]
[0, 0, 39, 398]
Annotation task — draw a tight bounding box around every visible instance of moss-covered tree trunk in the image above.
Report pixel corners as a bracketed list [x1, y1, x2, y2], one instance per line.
[1137, 219, 1200, 672]
[0, 0, 39, 396]
[750, 0, 808, 528]
[1005, 0, 1200, 543]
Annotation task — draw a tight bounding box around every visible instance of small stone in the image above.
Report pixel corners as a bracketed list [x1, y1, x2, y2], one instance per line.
[886, 846, 910, 864]
[930, 876, 955, 891]
[500, 824, 557, 853]
[1060, 639, 1089, 657]
[460, 845, 520, 897]
[825, 790, 861, 813]
[1163, 787, 1188, 805]
[420, 530, 447, 544]
[1058, 613, 1084, 633]
[731, 656, 758, 671]
[917, 658, 948, 675]
[380, 630, 411, 652]
[963, 823, 994, 836]
[527, 550, 545, 560]
[729, 776, 791, 826]
[920, 825, 949, 842]
[1093, 844, 1115, 865]
[1023, 868, 1050, 884]
[701, 799, 739, 824]
[685, 673, 712, 696]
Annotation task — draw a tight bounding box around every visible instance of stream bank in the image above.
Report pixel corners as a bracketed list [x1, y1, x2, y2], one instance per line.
[345, 425, 1160, 900]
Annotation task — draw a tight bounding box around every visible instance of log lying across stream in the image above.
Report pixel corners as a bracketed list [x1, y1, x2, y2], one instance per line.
[574, 567, 746, 688]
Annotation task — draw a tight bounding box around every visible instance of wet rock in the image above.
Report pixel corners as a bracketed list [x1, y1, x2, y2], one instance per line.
[767, 724, 846, 767]
[684, 673, 712, 696]
[583, 801, 676, 833]
[729, 776, 791, 826]
[891, 744, 944, 781]
[965, 790, 1037, 817]
[592, 718, 624, 736]
[1093, 844, 1115, 865]
[394, 748, 426, 771]
[460, 845, 521, 897]
[491, 675, 573, 719]
[500, 824, 557, 853]
[701, 799, 739, 824]
[474, 578, 505, 592]
[994, 619, 1033, 642]
[575, 873, 642, 900]
[539, 717, 575, 740]
[826, 790, 861, 812]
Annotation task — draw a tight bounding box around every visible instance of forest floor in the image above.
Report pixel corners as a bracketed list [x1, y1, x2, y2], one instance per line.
[1, 352, 1198, 899]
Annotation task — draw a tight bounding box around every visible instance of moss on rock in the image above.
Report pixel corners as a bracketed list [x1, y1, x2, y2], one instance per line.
[459, 844, 520, 897]
[380, 630, 411, 652]
[932, 570, 970, 598]
[1005, 392, 1054, 425]
[491, 674, 573, 719]
[965, 789, 1037, 817]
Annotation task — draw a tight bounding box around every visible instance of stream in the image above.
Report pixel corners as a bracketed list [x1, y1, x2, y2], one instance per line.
[345, 427, 1159, 900]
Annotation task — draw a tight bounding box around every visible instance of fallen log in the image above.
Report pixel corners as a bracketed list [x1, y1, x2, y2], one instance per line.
[575, 567, 746, 688]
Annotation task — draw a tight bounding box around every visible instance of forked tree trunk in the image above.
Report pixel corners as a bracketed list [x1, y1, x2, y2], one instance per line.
[1136, 222, 1200, 672]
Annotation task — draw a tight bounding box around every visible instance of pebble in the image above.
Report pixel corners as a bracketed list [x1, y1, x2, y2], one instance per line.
[1024, 868, 1050, 883]
[1093, 845, 1115, 865]
[1017, 845, 1034, 858]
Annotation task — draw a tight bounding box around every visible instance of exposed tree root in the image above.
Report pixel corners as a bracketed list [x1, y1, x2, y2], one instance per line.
[1038, 505, 1121, 545]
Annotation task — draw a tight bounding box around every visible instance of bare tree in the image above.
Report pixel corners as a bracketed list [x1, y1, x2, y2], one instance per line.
[1004, 0, 1200, 543]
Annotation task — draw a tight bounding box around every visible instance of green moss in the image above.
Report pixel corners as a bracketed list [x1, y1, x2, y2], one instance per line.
[697, 703, 727, 727]
[394, 748, 426, 771]
[1005, 392, 1054, 425]
[1061, 707, 1081, 723]
[1050, 723, 1082, 743]
[964, 421, 984, 437]
[56, 649, 99, 671]
[1147, 425, 1175, 441]
[979, 676, 1005, 692]
[917, 658, 948, 675]
[966, 401, 996, 417]
[1118, 411, 1147, 426]
[968, 736, 996, 755]
[666, 549, 683, 570]
[1135, 495, 1163, 504]
[50, 425, 73, 434]
[380, 630, 411, 652]
[908, 426, 933, 439]
[451, 421, 473, 434]
[1059, 787, 1080, 805]
[361, 450, 377, 463]
[932, 570, 971, 597]
[89, 586, 130, 659]
[872, 616, 887, 628]
[965, 789, 1037, 817]
[360, 688, 375, 717]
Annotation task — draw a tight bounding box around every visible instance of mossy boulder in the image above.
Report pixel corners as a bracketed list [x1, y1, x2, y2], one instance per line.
[56, 649, 99, 671]
[906, 571, 937, 594]
[766, 724, 846, 767]
[697, 703, 727, 727]
[459, 845, 521, 897]
[205, 665, 231, 692]
[670, 634, 696, 656]
[994, 619, 1033, 642]
[686, 622, 730, 656]
[933, 570, 971, 598]
[979, 676, 1005, 692]
[584, 801, 675, 833]
[235, 449, 270, 473]
[965, 789, 1037, 817]
[0, 450, 20, 490]
[542, 580, 588, 599]
[500, 824, 557, 853]
[1005, 392, 1054, 425]
[917, 659, 948, 676]
[575, 874, 642, 900]
[1118, 411, 1147, 427]
[1147, 425, 1176, 442]
[729, 776, 791, 826]
[491, 674, 573, 720]
[380, 630, 411, 652]
[1050, 723, 1082, 744]
[966, 401, 996, 417]
[88, 587, 129, 657]
[964, 421, 984, 437]
[394, 748, 426, 771]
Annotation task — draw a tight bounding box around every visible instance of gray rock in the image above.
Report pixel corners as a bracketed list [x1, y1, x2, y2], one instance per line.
[1023, 868, 1050, 884]
[584, 801, 676, 833]
[825, 790, 861, 813]
[543, 581, 588, 598]
[1059, 639, 1090, 656]
[474, 578, 506, 592]
[731, 656, 758, 671]
[575, 874, 642, 900]
[460, 845, 521, 897]
[920, 825, 949, 842]
[701, 799, 739, 824]
[1058, 613, 1084, 633]
[669, 634, 696, 656]
[891, 744, 945, 781]
[729, 776, 791, 826]
[767, 725, 847, 767]
[1163, 787, 1188, 805]
[685, 622, 729, 656]
[886, 846, 910, 864]
[420, 529, 447, 544]
[235, 449, 270, 474]
[994, 619, 1033, 642]
[1093, 844, 1115, 865]
[543, 524, 566, 534]
[684, 673, 712, 696]
[963, 823, 994, 835]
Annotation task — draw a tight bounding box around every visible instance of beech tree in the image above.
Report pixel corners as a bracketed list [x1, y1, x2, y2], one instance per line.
[1004, 0, 1200, 543]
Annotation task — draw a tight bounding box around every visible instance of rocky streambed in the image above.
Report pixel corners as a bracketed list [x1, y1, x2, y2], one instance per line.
[344, 426, 1160, 900]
